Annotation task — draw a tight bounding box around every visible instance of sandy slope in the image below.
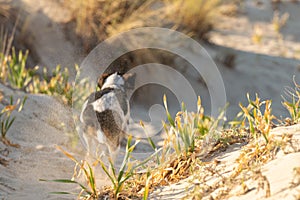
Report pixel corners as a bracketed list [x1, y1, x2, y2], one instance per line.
[0, 84, 81, 200]
[150, 125, 300, 200]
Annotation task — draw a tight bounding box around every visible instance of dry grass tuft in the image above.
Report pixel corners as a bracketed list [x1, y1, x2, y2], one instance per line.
[167, 0, 220, 39]
[252, 25, 263, 44]
[63, 0, 157, 51]
[166, 0, 241, 39]
[0, 93, 26, 148]
[272, 11, 289, 34]
[282, 77, 300, 124]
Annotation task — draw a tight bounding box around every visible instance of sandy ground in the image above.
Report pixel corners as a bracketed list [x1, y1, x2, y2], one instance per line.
[150, 125, 300, 199]
[210, 0, 300, 60]
[0, 84, 80, 199]
[1, 0, 300, 199]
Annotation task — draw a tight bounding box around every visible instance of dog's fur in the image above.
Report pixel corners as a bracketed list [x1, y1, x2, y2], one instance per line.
[80, 72, 135, 163]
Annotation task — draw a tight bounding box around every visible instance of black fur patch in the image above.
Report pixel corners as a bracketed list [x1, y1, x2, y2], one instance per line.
[96, 109, 123, 146]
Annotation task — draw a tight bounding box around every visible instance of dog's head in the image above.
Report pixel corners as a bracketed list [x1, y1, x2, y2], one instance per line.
[98, 72, 136, 90]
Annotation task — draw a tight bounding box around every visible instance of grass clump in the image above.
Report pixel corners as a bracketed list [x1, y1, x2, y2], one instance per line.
[4, 48, 37, 89]
[63, 0, 156, 50]
[231, 93, 275, 143]
[229, 94, 279, 176]
[97, 135, 162, 199]
[0, 93, 26, 147]
[282, 77, 300, 124]
[0, 43, 88, 106]
[169, 0, 220, 38]
[167, 0, 240, 39]
[27, 65, 73, 105]
[163, 95, 219, 156]
[272, 11, 289, 34]
[98, 135, 141, 199]
[252, 25, 263, 44]
[41, 136, 159, 199]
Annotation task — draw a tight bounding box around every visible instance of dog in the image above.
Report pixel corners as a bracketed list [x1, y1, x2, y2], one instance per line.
[79, 72, 135, 163]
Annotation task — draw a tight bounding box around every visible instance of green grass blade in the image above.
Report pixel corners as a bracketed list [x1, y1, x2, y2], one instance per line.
[9, 96, 13, 105]
[163, 95, 175, 127]
[39, 179, 77, 183]
[39, 179, 90, 194]
[49, 192, 73, 195]
[18, 96, 27, 112]
[147, 136, 156, 150]
[132, 148, 163, 171]
[86, 163, 97, 194]
[99, 159, 116, 188]
[6, 117, 15, 131]
[108, 158, 117, 179]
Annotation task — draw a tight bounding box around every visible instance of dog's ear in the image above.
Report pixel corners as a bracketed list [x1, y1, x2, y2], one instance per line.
[97, 73, 110, 88]
[123, 73, 136, 90]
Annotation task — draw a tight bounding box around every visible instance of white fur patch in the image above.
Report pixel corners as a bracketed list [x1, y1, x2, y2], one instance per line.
[91, 92, 126, 121]
[96, 129, 106, 143]
[101, 73, 125, 91]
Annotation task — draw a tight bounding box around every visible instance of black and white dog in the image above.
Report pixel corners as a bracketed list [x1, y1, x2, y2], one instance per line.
[79, 72, 135, 163]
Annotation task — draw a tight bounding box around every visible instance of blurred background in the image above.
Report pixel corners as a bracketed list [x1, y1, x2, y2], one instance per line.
[1, 0, 300, 119]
